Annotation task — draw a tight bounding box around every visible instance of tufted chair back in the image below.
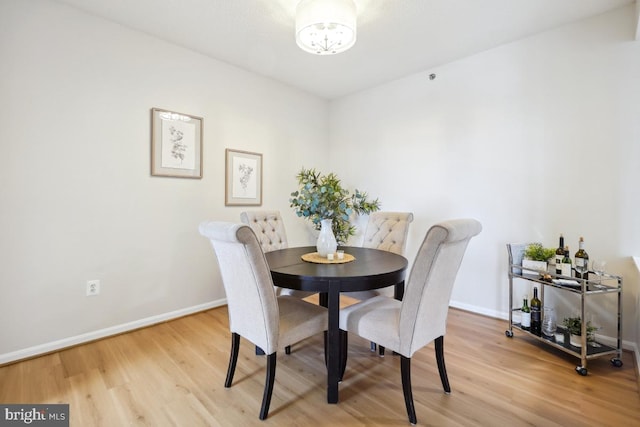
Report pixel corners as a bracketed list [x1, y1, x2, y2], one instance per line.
[241, 210, 312, 299]
[362, 211, 414, 255]
[344, 211, 414, 305]
[240, 210, 288, 252]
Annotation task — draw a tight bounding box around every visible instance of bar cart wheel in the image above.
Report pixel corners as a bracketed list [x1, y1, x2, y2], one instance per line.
[575, 366, 588, 376]
[611, 358, 623, 368]
[505, 330, 514, 338]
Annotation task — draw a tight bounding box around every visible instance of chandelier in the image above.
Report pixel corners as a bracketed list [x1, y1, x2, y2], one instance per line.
[295, 0, 357, 55]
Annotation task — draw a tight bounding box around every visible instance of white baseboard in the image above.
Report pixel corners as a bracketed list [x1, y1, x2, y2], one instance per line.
[0, 299, 227, 365]
[449, 300, 639, 355]
[450, 300, 507, 320]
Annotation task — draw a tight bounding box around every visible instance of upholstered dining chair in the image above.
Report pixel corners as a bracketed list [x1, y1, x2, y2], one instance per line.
[339, 218, 482, 425]
[240, 210, 317, 356]
[240, 210, 314, 295]
[199, 221, 328, 420]
[240, 210, 288, 252]
[344, 211, 414, 354]
[344, 211, 414, 301]
[363, 211, 415, 254]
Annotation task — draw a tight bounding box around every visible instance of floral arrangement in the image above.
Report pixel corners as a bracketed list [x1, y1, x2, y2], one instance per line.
[289, 168, 380, 244]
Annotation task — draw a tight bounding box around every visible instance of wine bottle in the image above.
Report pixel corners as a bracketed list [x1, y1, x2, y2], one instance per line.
[531, 287, 541, 336]
[574, 237, 589, 280]
[561, 246, 572, 277]
[555, 234, 565, 275]
[521, 298, 531, 330]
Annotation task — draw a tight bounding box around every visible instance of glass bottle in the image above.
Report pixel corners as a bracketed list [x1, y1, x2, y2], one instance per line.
[555, 234, 565, 275]
[561, 246, 572, 277]
[521, 298, 531, 331]
[574, 237, 589, 280]
[530, 287, 541, 336]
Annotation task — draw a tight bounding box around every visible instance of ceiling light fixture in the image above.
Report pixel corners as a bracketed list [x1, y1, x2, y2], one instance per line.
[295, 0, 357, 55]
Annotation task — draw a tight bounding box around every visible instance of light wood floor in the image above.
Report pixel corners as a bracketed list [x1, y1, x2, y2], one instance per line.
[1, 306, 639, 426]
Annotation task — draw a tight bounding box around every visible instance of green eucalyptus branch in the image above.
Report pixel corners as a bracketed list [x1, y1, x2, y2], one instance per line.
[289, 168, 380, 244]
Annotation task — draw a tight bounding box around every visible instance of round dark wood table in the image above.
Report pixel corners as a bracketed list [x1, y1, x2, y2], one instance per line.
[265, 246, 408, 404]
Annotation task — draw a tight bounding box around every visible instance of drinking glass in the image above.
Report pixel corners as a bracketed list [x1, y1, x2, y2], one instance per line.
[574, 259, 588, 281]
[542, 306, 557, 338]
[587, 314, 601, 347]
[592, 260, 607, 287]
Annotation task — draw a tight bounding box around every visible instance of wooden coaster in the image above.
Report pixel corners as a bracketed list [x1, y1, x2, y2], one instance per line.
[301, 252, 356, 264]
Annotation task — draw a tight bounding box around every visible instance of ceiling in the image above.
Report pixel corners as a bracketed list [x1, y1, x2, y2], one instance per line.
[54, 0, 634, 99]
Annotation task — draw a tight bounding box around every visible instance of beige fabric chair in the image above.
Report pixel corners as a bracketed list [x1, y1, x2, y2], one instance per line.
[240, 210, 313, 300]
[199, 221, 327, 420]
[346, 211, 414, 302]
[239, 210, 288, 252]
[345, 211, 414, 354]
[339, 218, 482, 424]
[363, 211, 415, 254]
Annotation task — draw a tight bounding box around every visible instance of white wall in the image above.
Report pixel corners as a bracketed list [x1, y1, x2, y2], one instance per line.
[329, 5, 640, 351]
[2, 0, 639, 365]
[0, 0, 329, 362]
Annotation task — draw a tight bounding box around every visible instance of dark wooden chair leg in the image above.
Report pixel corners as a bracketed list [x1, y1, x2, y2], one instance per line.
[435, 335, 451, 393]
[225, 333, 240, 388]
[339, 330, 348, 380]
[323, 330, 328, 366]
[259, 353, 277, 420]
[379, 345, 385, 357]
[285, 345, 291, 355]
[400, 355, 417, 425]
[229, 334, 277, 420]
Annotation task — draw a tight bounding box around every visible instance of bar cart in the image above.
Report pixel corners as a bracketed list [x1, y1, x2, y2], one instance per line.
[506, 243, 623, 376]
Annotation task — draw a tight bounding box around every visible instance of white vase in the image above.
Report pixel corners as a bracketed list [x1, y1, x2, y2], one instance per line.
[522, 259, 548, 275]
[316, 219, 338, 257]
[570, 333, 582, 347]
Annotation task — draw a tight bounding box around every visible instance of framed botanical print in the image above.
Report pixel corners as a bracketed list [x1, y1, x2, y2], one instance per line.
[151, 108, 203, 178]
[225, 149, 262, 206]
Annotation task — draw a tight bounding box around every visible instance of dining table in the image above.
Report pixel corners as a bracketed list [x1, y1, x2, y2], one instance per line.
[264, 246, 408, 404]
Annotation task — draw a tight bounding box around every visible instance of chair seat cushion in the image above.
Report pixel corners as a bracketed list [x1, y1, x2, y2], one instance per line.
[277, 296, 328, 350]
[279, 288, 316, 298]
[339, 296, 402, 354]
[342, 289, 384, 301]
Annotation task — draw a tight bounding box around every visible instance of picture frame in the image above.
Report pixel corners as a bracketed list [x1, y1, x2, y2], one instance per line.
[225, 149, 262, 206]
[151, 108, 203, 178]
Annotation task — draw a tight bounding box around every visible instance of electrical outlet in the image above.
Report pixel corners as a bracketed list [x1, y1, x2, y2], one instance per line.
[86, 280, 100, 296]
